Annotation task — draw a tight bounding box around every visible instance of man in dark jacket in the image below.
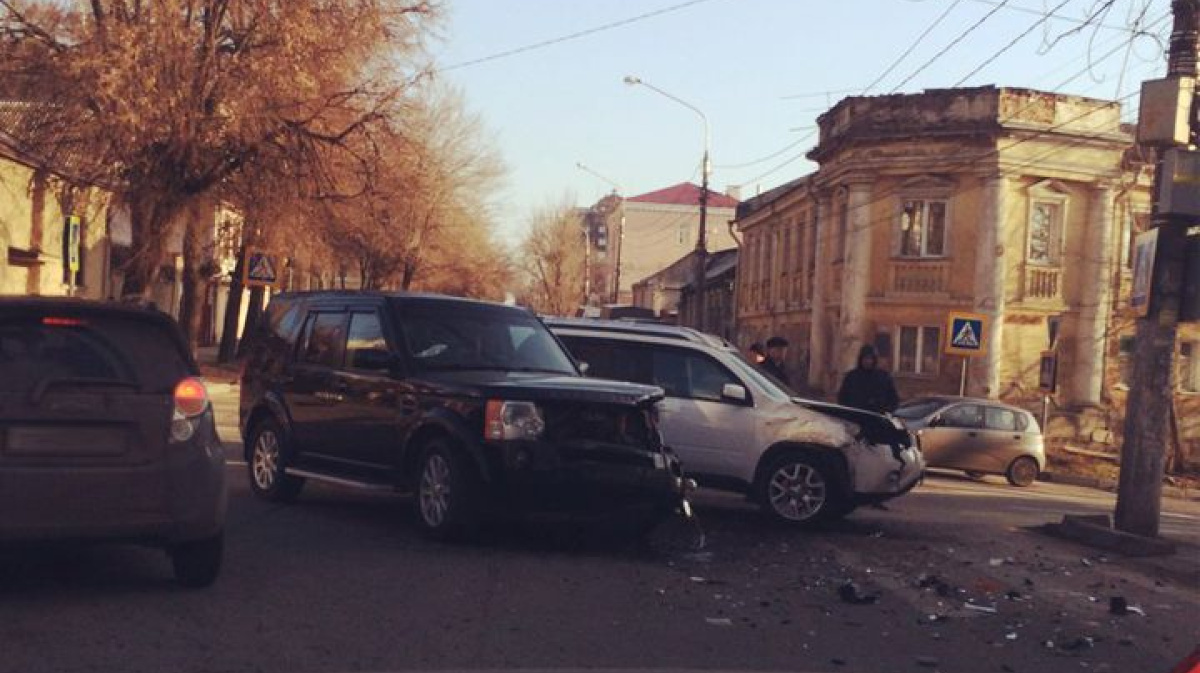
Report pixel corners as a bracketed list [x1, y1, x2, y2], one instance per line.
[837, 345, 899, 414]
[760, 336, 791, 387]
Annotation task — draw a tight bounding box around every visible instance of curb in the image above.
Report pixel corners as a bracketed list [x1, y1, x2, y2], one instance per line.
[1039, 514, 1178, 557]
[1039, 470, 1200, 502]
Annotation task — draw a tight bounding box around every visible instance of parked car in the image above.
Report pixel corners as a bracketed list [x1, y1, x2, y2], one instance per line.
[894, 396, 1044, 486]
[0, 298, 226, 587]
[239, 292, 688, 539]
[545, 318, 925, 526]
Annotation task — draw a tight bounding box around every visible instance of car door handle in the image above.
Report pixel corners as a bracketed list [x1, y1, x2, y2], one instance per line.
[967, 431, 978, 437]
[1013, 434, 1021, 440]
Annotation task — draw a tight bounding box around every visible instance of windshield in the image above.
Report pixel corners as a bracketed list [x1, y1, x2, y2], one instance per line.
[894, 397, 949, 420]
[396, 304, 577, 375]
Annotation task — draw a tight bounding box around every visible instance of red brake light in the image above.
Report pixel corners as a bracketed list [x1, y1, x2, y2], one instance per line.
[484, 399, 504, 440]
[42, 316, 86, 327]
[174, 378, 209, 417]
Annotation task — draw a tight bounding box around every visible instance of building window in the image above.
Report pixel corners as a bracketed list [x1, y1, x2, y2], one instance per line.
[1119, 335, 1135, 385]
[898, 200, 947, 258]
[1180, 342, 1199, 393]
[1124, 211, 1150, 270]
[677, 221, 687, 245]
[895, 325, 940, 375]
[1028, 200, 1064, 265]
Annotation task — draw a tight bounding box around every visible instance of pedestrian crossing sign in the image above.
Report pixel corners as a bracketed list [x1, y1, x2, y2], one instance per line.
[945, 311, 988, 357]
[244, 249, 279, 287]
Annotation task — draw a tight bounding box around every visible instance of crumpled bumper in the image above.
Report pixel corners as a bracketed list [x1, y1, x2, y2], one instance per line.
[844, 440, 925, 501]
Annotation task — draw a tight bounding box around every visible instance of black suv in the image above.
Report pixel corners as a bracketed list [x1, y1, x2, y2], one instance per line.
[239, 291, 687, 538]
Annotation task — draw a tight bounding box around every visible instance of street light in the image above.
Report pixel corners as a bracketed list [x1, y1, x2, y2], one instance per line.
[624, 74, 712, 330]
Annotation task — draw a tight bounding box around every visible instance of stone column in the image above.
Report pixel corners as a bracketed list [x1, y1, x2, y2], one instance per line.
[1072, 182, 1116, 408]
[808, 195, 830, 391]
[972, 174, 1008, 398]
[838, 181, 874, 372]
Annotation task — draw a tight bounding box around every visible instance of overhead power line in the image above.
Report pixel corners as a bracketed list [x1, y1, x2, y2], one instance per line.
[863, 0, 966, 93]
[952, 0, 1073, 86]
[889, 0, 1012, 93]
[965, 0, 1133, 31]
[438, 0, 720, 72]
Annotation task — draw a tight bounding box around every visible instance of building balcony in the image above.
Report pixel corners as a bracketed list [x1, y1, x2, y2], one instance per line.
[1022, 264, 1063, 302]
[888, 259, 949, 295]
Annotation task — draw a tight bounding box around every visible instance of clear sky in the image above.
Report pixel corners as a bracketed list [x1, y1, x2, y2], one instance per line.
[430, 0, 1169, 244]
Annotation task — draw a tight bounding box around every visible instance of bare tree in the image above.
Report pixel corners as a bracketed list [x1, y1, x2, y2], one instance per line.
[518, 201, 585, 316]
[0, 0, 438, 297]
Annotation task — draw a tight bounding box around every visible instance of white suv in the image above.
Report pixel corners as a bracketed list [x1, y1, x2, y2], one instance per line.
[547, 318, 925, 525]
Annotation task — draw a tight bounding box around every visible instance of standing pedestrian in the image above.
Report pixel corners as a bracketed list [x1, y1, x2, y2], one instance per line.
[837, 345, 899, 414]
[747, 342, 766, 365]
[760, 336, 791, 387]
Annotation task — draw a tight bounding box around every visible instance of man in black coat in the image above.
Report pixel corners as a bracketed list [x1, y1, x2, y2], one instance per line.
[837, 345, 899, 414]
[760, 336, 791, 388]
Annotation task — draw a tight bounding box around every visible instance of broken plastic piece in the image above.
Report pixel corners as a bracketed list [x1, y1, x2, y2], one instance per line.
[964, 602, 998, 614]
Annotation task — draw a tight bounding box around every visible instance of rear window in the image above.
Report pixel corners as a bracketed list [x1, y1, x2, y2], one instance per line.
[0, 313, 191, 394]
[894, 397, 947, 420]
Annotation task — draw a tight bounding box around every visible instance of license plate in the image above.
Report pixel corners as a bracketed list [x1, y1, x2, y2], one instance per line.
[4, 425, 129, 457]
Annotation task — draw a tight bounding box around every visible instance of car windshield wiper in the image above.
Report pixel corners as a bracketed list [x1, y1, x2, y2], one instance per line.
[31, 377, 139, 404]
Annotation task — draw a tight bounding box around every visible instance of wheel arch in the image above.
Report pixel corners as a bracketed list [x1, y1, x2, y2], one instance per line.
[753, 442, 853, 496]
[242, 394, 292, 462]
[400, 412, 493, 485]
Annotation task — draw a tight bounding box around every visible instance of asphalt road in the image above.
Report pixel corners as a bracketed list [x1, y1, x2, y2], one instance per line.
[0, 386, 1197, 673]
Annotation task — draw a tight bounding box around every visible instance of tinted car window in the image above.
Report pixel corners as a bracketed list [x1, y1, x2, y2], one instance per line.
[346, 312, 387, 368]
[985, 406, 1018, 432]
[894, 397, 947, 420]
[0, 313, 189, 393]
[1015, 412, 1030, 432]
[397, 304, 575, 374]
[300, 312, 347, 367]
[651, 348, 738, 402]
[558, 336, 652, 384]
[941, 404, 983, 429]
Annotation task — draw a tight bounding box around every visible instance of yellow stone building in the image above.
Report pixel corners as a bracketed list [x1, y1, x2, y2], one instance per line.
[735, 86, 1198, 455]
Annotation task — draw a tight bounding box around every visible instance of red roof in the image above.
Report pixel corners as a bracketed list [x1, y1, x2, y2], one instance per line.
[627, 182, 739, 208]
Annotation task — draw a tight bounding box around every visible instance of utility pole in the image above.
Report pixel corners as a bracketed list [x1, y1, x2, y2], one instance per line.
[576, 162, 623, 306]
[694, 149, 710, 332]
[1115, 0, 1199, 537]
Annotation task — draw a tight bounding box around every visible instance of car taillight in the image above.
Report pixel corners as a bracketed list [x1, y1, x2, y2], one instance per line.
[171, 377, 209, 443]
[42, 316, 86, 327]
[175, 378, 209, 417]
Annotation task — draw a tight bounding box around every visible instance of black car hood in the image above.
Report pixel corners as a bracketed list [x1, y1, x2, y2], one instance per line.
[418, 370, 664, 407]
[792, 397, 912, 447]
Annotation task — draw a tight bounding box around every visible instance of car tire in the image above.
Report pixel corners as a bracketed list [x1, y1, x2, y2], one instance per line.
[755, 451, 845, 526]
[169, 533, 223, 588]
[414, 438, 482, 540]
[1006, 456, 1039, 487]
[247, 419, 305, 503]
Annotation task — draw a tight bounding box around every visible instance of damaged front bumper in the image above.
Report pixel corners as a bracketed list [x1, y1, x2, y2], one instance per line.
[485, 439, 690, 516]
[843, 438, 926, 504]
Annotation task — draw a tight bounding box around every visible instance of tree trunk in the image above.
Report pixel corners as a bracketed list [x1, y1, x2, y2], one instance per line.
[217, 247, 245, 364]
[119, 192, 178, 301]
[177, 210, 206, 355]
[237, 285, 265, 358]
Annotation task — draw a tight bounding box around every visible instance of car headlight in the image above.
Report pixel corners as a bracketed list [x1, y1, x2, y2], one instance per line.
[484, 400, 545, 441]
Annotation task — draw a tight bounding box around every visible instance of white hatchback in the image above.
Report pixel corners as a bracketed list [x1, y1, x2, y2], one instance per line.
[548, 319, 925, 525]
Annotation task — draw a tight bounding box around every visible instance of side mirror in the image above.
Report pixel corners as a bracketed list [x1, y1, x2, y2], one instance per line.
[352, 348, 396, 372]
[928, 415, 943, 428]
[721, 383, 748, 403]
[577, 361, 590, 376]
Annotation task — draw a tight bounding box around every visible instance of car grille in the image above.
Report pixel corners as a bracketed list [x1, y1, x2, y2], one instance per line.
[542, 403, 658, 449]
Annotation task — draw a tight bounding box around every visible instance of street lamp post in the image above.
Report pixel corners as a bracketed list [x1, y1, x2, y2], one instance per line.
[624, 75, 711, 331]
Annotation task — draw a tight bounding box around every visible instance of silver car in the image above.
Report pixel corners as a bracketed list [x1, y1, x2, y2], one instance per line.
[895, 396, 1044, 487]
[546, 318, 925, 526]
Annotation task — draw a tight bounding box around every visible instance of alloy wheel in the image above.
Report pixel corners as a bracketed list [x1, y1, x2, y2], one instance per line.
[768, 461, 827, 521]
[419, 453, 452, 528]
[252, 430, 280, 491]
